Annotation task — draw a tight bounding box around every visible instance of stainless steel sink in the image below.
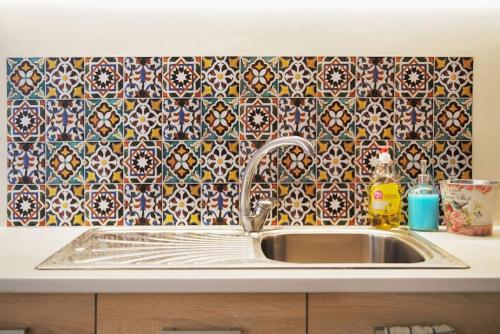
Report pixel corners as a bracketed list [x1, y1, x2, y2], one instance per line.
[261, 233, 425, 264]
[37, 226, 468, 270]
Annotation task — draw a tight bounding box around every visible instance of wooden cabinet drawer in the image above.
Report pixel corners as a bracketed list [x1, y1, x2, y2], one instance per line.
[0, 294, 95, 334]
[97, 294, 305, 334]
[308, 293, 500, 334]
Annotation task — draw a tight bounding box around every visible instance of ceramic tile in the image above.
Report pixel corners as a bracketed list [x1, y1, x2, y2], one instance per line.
[355, 140, 394, 182]
[163, 141, 201, 183]
[7, 100, 45, 142]
[3, 54, 474, 229]
[84, 142, 123, 183]
[46, 142, 84, 184]
[278, 57, 317, 97]
[162, 57, 201, 98]
[436, 183, 446, 226]
[277, 183, 316, 225]
[278, 98, 316, 139]
[317, 98, 355, 140]
[355, 98, 394, 140]
[395, 140, 433, 183]
[7, 142, 45, 184]
[123, 141, 162, 184]
[395, 57, 434, 97]
[163, 98, 201, 140]
[317, 56, 356, 97]
[317, 182, 355, 225]
[400, 183, 411, 225]
[124, 183, 162, 225]
[201, 183, 239, 225]
[355, 182, 369, 225]
[46, 184, 85, 226]
[434, 98, 472, 140]
[279, 144, 316, 183]
[394, 98, 433, 140]
[201, 57, 240, 97]
[239, 97, 278, 140]
[317, 140, 355, 182]
[356, 57, 395, 97]
[434, 57, 473, 98]
[433, 140, 472, 181]
[241, 56, 278, 97]
[162, 183, 202, 225]
[124, 99, 162, 140]
[85, 99, 123, 141]
[7, 57, 45, 99]
[239, 140, 278, 183]
[85, 184, 123, 226]
[123, 57, 162, 98]
[201, 140, 239, 183]
[201, 98, 239, 140]
[45, 57, 84, 99]
[7, 185, 46, 226]
[46, 99, 85, 141]
[84, 57, 123, 98]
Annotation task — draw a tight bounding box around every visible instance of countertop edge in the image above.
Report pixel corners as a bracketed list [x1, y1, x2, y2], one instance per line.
[2, 277, 500, 293]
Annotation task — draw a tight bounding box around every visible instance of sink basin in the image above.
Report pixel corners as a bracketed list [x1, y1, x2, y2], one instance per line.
[261, 233, 425, 264]
[37, 227, 468, 270]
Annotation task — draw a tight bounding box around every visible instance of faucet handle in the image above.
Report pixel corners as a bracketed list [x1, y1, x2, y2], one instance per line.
[256, 197, 281, 210]
[249, 197, 280, 232]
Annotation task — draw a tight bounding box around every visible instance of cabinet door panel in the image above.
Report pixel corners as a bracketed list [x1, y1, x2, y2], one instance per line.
[0, 294, 95, 334]
[309, 293, 500, 334]
[97, 294, 305, 334]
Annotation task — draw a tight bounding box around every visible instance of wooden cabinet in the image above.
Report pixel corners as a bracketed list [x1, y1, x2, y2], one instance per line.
[308, 293, 500, 334]
[97, 294, 306, 334]
[0, 294, 95, 334]
[2, 292, 500, 334]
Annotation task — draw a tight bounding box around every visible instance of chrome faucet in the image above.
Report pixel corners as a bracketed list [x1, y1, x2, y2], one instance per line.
[239, 136, 315, 234]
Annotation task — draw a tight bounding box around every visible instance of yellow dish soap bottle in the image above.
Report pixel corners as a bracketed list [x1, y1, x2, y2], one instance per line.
[368, 147, 402, 229]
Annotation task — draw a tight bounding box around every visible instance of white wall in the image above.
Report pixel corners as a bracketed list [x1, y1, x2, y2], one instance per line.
[1, 0, 499, 225]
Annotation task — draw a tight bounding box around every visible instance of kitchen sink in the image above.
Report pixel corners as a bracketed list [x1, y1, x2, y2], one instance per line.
[37, 226, 468, 270]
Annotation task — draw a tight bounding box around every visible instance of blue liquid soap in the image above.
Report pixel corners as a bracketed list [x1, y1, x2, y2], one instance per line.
[408, 193, 439, 231]
[407, 160, 440, 232]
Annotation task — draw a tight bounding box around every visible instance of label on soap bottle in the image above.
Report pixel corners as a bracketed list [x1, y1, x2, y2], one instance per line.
[370, 183, 401, 215]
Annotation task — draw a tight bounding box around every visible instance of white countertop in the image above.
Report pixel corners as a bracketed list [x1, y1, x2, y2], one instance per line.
[1, 226, 500, 293]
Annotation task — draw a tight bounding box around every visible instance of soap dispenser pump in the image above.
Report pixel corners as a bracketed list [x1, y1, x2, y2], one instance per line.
[408, 160, 440, 231]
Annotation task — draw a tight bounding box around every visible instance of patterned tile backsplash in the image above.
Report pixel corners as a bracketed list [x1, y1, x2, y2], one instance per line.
[6, 56, 473, 227]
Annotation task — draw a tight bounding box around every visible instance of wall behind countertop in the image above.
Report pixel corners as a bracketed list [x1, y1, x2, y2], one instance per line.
[1, 0, 499, 225]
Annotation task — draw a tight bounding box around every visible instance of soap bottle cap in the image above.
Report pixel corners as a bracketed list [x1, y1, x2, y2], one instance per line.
[418, 160, 430, 185]
[378, 147, 391, 163]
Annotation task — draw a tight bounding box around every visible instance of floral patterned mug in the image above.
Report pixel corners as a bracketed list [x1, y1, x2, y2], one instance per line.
[440, 179, 499, 236]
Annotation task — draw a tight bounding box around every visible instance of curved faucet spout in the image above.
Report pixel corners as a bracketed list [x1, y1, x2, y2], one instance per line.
[239, 136, 315, 234]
